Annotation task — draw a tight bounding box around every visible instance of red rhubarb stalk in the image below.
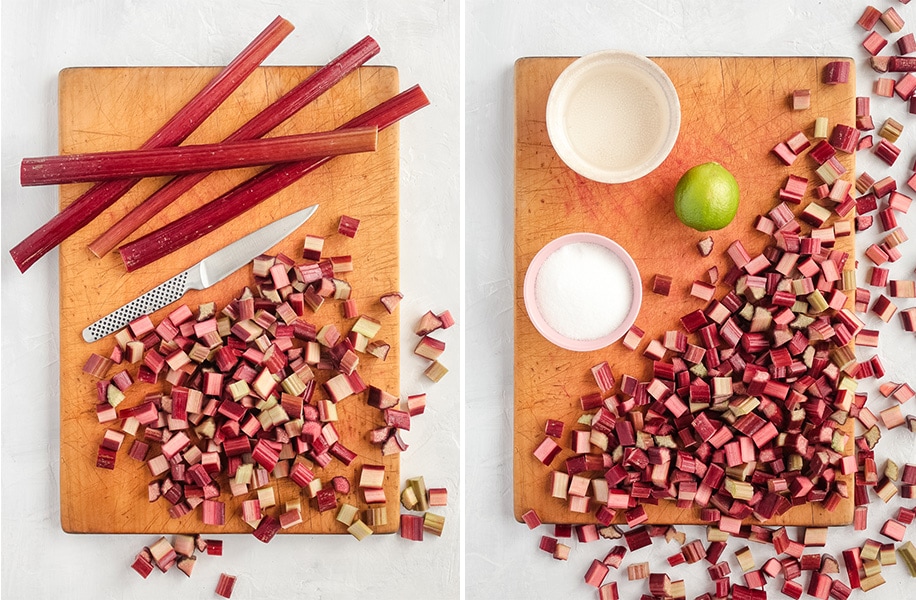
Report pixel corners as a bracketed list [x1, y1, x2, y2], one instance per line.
[119, 85, 429, 271]
[20, 127, 378, 186]
[88, 35, 380, 257]
[9, 16, 294, 273]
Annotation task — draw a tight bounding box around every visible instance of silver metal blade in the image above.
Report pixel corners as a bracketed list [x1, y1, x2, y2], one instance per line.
[192, 204, 319, 289]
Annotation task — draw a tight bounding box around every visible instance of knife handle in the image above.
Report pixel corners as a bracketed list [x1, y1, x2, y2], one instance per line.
[82, 270, 190, 343]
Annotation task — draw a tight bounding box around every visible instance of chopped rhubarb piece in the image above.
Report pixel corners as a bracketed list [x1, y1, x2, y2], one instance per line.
[697, 236, 714, 256]
[552, 543, 570, 561]
[366, 340, 391, 361]
[874, 176, 897, 198]
[301, 234, 324, 261]
[890, 56, 916, 71]
[652, 274, 673, 295]
[423, 361, 448, 382]
[399, 514, 424, 542]
[792, 89, 811, 110]
[379, 292, 403, 313]
[863, 31, 888, 55]
[901, 74, 916, 100]
[626, 562, 649, 581]
[830, 124, 859, 153]
[252, 514, 281, 543]
[544, 419, 564, 438]
[824, 61, 850, 84]
[131, 551, 155, 579]
[415, 311, 443, 336]
[881, 7, 905, 32]
[878, 117, 904, 142]
[598, 582, 619, 600]
[624, 526, 652, 551]
[772, 142, 798, 165]
[337, 215, 360, 238]
[875, 77, 896, 97]
[347, 519, 373, 541]
[414, 336, 446, 361]
[858, 6, 882, 29]
[533, 437, 561, 466]
[215, 573, 237, 598]
[584, 559, 610, 587]
[874, 139, 901, 166]
[622, 325, 644, 350]
[591, 362, 615, 394]
[432, 310, 455, 331]
[899, 541, 916, 576]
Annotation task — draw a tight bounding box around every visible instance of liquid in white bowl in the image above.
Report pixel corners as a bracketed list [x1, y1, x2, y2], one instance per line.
[546, 50, 680, 184]
[563, 64, 670, 175]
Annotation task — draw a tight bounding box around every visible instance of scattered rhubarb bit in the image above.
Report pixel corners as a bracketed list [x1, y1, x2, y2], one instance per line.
[875, 78, 896, 97]
[890, 56, 916, 71]
[337, 215, 360, 238]
[399, 514, 424, 541]
[824, 61, 850, 84]
[626, 562, 649, 581]
[697, 236, 714, 256]
[621, 325, 644, 350]
[437, 310, 455, 329]
[863, 31, 889, 56]
[302, 235, 324, 261]
[423, 512, 445, 537]
[899, 541, 916, 576]
[591, 361, 615, 394]
[423, 361, 448, 383]
[652, 274, 673, 296]
[878, 117, 904, 143]
[414, 336, 446, 361]
[131, 550, 155, 579]
[379, 292, 403, 313]
[792, 89, 810, 110]
[347, 519, 373, 540]
[215, 573, 237, 598]
[857, 5, 882, 29]
[880, 7, 905, 33]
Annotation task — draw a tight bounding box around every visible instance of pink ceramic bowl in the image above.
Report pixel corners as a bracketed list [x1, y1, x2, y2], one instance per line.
[523, 232, 642, 352]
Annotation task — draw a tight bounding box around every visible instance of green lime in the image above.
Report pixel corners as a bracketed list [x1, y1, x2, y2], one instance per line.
[673, 162, 740, 231]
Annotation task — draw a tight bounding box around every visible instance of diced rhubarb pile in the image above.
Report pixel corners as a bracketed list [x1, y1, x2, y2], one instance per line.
[85, 218, 456, 542]
[522, 11, 916, 597]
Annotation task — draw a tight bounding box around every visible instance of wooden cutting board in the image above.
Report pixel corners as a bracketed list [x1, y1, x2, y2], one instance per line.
[514, 57, 856, 526]
[59, 65, 402, 533]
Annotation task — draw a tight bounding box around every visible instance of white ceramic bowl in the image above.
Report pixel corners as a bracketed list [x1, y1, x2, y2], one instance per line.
[523, 233, 642, 352]
[546, 50, 681, 184]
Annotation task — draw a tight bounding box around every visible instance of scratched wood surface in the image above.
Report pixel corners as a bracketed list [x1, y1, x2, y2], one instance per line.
[514, 57, 856, 526]
[59, 65, 401, 533]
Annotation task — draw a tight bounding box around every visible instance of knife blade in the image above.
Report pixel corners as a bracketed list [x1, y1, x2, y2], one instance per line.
[82, 204, 319, 342]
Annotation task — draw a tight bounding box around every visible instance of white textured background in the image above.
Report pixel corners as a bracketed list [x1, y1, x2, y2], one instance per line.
[467, 1, 916, 599]
[1, 1, 460, 598]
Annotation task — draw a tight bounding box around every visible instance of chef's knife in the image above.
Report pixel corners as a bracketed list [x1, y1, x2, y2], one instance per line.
[82, 204, 318, 343]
